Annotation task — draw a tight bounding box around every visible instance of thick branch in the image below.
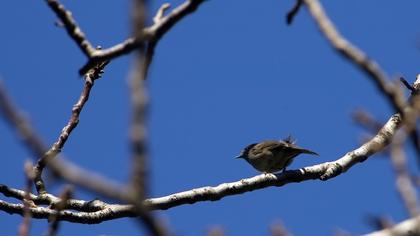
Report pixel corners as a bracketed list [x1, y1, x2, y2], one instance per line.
[0, 90, 407, 222]
[0, 199, 136, 224]
[0, 184, 110, 212]
[0, 110, 402, 222]
[145, 115, 401, 210]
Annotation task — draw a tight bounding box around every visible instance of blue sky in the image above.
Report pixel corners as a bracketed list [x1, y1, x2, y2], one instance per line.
[1, 0, 420, 235]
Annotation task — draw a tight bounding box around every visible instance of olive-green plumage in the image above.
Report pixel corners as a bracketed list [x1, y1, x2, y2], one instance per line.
[235, 137, 318, 173]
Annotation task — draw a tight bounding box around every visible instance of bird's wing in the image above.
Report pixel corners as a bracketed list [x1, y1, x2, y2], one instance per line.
[253, 141, 284, 154]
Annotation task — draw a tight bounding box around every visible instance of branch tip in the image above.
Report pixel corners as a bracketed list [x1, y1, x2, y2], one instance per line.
[153, 3, 171, 24]
[286, 0, 303, 25]
[400, 77, 415, 93]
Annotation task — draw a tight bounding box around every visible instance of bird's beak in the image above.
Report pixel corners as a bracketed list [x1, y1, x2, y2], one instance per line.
[234, 154, 244, 159]
[300, 148, 319, 156]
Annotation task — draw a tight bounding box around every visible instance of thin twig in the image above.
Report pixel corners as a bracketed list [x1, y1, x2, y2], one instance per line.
[33, 63, 104, 194]
[0, 81, 126, 200]
[142, 3, 171, 80]
[45, 0, 95, 57]
[286, 0, 303, 25]
[143, 40, 157, 79]
[400, 77, 415, 94]
[79, 0, 206, 75]
[153, 3, 171, 24]
[0, 111, 402, 221]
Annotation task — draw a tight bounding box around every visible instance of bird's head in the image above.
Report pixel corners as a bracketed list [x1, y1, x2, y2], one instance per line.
[235, 143, 258, 159]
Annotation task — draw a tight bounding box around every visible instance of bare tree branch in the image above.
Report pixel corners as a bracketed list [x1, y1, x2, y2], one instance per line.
[153, 3, 171, 24]
[0, 199, 136, 224]
[401, 77, 416, 94]
[0, 81, 127, 200]
[79, 0, 206, 75]
[33, 62, 107, 194]
[130, 0, 148, 202]
[0, 99, 409, 224]
[45, 0, 95, 57]
[3, 0, 420, 233]
[0, 104, 408, 226]
[0, 109, 401, 223]
[0, 184, 112, 212]
[302, 0, 420, 167]
[286, 0, 303, 25]
[127, 1, 167, 235]
[302, 0, 406, 115]
[142, 3, 171, 80]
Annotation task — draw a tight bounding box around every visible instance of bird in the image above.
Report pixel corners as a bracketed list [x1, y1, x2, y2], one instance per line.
[235, 136, 318, 173]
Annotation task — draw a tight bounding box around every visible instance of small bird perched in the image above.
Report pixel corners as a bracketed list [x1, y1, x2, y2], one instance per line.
[235, 137, 318, 173]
